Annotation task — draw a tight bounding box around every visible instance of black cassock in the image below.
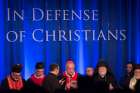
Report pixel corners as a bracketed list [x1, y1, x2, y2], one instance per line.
[25, 78, 46, 93]
[43, 73, 65, 93]
[134, 80, 140, 93]
[1, 78, 26, 93]
[78, 75, 94, 93]
[0, 86, 4, 93]
[93, 74, 118, 93]
[119, 72, 133, 93]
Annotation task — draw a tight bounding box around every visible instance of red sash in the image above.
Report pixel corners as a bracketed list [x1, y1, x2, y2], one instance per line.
[7, 75, 23, 90]
[63, 72, 78, 91]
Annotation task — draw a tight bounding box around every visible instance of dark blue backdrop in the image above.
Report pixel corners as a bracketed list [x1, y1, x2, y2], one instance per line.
[0, 0, 140, 82]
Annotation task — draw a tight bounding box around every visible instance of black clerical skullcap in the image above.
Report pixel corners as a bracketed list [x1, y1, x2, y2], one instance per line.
[35, 62, 44, 69]
[134, 64, 140, 70]
[12, 64, 22, 73]
[97, 59, 108, 67]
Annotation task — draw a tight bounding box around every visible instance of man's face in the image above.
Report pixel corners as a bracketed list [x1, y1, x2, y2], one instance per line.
[126, 64, 133, 73]
[66, 61, 75, 76]
[36, 69, 44, 77]
[134, 69, 140, 79]
[98, 66, 107, 77]
[11, 72, 21, 81]
[86, 67, 94, 77]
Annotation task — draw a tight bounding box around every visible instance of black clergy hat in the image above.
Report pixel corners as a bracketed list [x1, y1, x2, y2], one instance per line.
[12, 64, 23, 73]
[97, 59, 108, 68]
[35, 62, 44, 69]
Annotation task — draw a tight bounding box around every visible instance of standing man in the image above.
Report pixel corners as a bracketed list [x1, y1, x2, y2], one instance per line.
[77, 67, 95, 93]
[43, 64, 63, 93]
[26, 62, 46, 93]
[93, 62, 118, 93]
[120, 62, 134, 93]
[1, 64, 25, 93]
[86, 67, 94, 77]
[63, 59, 80, 93]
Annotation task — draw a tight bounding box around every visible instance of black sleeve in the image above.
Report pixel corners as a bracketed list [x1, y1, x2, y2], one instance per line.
[1, 79, 9, 90]
[25, 79, 32, 88]
[25, 79, 38, 93]
[43, 77, 52, 93]
[135, 80, 140, 93]
[43, 76, 62, 93]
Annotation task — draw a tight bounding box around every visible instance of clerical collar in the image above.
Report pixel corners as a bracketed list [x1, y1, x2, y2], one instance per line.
[49, 72, 58, 77]
[65, 71, 76, 78]
[34, 73, 44, 79]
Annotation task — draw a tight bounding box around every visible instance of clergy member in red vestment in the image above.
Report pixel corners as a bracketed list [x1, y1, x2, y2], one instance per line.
[1, 64, 25, 93]
[63, 59, 79, 93]
[26, 62, 46, 93]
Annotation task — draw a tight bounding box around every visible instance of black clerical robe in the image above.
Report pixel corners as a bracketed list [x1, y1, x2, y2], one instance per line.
[120, 72, 133, 93]
[93, 75, 118, 93]
[43, 73, 64, 93]
[134, 80, 140, 93]
[78, 75, 94, 93]
[25, 75, 46, 93]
